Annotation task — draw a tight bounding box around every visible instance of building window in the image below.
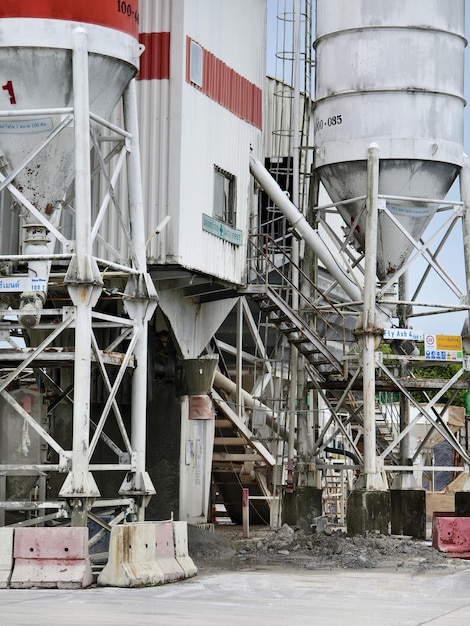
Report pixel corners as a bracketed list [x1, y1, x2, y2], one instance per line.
[189, 40, 203, 87]
[213, 166, 236, 226]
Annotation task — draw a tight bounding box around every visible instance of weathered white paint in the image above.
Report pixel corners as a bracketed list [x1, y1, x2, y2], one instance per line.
[137, 0, 265, 284]
[314, 0, 465, 280]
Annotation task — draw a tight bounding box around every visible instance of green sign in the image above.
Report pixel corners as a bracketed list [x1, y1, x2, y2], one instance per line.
[202, 214, 243, 246]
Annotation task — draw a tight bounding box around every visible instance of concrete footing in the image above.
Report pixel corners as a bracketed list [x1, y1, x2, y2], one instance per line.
[455, 491, 470, 516]
[390, 489, 426, 539]
[282, 487, 323, 533]
[346, 490, 391, 536]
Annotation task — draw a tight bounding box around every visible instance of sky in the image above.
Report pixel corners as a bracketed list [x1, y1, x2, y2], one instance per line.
[265, 1, 470, 336]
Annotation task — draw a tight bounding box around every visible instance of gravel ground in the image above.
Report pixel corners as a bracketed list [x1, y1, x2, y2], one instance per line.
[188, 523, 470, 573]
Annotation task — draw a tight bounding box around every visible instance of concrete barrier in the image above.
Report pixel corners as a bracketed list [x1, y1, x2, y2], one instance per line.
[0, 528, 14, 588]
[173, 521, 197, 578]
[155, 521, 185, 583]
[10, 527, 93, 589]
[98, 523, 164, 587]
[432, 513, 470, 558]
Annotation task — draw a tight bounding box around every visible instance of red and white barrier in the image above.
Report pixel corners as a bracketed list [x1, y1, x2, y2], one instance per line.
[173, 521, 197, 578]
[10, 527, 93, 589]
[432, 512, 470, 558]
[0, 528, 14, 588]
[155, 521, 185, 583]
[97, 523, 164, 587]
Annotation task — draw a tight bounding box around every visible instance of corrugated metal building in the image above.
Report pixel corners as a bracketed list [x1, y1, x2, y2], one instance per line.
[102, 0, 265, 286]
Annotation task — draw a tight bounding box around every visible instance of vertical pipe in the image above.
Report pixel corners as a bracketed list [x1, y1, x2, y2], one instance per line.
[362, 144, 380, 488]
[70, 27, 93, 488]
[396, 273, 415, 488]
[460, 158, 470, 492]
[123, 79, 156, 515]
[123, 79, 146, 273]
[460, 157, 470, 333]
[287, 0, 302, 490]
[73, 28, 92, 270]
[59, 27, 101, 524]
[123, 79, 146, 468]
[236, 297, 243, 419]
[242, 488, 250, 538]
[398, 272, 410, 466]
[292, 0, 301, 212]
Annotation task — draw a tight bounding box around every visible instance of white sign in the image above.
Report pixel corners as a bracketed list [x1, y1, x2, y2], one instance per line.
[383, 328, 423, 341]
[424, 334, 463, 361]
[0, 277, 47, 292]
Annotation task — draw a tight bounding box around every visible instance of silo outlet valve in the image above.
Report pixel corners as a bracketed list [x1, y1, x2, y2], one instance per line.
[18, 291, 46, 328]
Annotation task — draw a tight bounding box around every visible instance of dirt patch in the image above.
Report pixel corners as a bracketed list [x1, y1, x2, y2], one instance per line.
[188, 523, 469, 573]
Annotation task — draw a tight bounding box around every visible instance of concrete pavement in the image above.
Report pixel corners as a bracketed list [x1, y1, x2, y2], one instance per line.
[1, 566, 470, 625]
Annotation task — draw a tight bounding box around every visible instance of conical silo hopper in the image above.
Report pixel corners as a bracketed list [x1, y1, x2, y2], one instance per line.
[313, 0, 465, 281]
[0, 0, 141, 232]
[0, 1, 141, 326]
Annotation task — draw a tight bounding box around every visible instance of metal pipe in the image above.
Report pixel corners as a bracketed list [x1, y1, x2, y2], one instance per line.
[459, 157, 470, 492]
[213, 370, 288, 441]
[122, 78, 157, 513]
[393, 272, 417, 489]
[249, 152, 362, 304]
[362, 144, 384, 490]
[236, 297, 244, 418]
[286, 0, 302, 489]
[461, 157, 470, 334]
[59, 28, 100, 519]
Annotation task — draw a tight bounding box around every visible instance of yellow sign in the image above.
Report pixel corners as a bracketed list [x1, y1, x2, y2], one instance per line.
[424, 334, 463, 361]
[435, 335, 462, 351]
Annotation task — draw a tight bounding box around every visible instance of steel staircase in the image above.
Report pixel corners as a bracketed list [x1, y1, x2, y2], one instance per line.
[244, 234, 401, 465]
[210, 390, 276, 525]
[245, 284, 345, 379]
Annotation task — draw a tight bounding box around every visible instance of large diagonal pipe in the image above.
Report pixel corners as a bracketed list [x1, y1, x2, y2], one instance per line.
[213, 370, 288, 441]
[249, 153, 363, 305]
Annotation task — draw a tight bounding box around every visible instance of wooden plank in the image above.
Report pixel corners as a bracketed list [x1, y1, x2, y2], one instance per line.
[212, 452, 263, 462]
[214, 437, 248, 446]
[212, 390, 275, 466]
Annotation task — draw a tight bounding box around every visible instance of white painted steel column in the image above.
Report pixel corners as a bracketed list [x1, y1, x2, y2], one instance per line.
[362, 144, 384, 490]
[287, 0, 301, 490]
[60, 28, 100, 520]
[459, 157, 470, 491]
[392, 273, 417, 489]
[120, 78, 157, 516]
[73, 29, 92, 277]
[461, 157, 470, 332]
[236, 298, 243, 419]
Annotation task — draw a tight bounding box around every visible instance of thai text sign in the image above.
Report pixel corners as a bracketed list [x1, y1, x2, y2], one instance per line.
[0, 277, 47, 292]
[424, 334, 463, 361]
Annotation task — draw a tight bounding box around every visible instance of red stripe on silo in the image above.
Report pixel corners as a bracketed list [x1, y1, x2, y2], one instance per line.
[138, 32, 170, 80]
[186, 37, 262, 130]
[0, 0, 139, 38]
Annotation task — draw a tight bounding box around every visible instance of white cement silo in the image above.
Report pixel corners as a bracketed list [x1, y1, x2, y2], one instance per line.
[314, 0, 466, 280]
